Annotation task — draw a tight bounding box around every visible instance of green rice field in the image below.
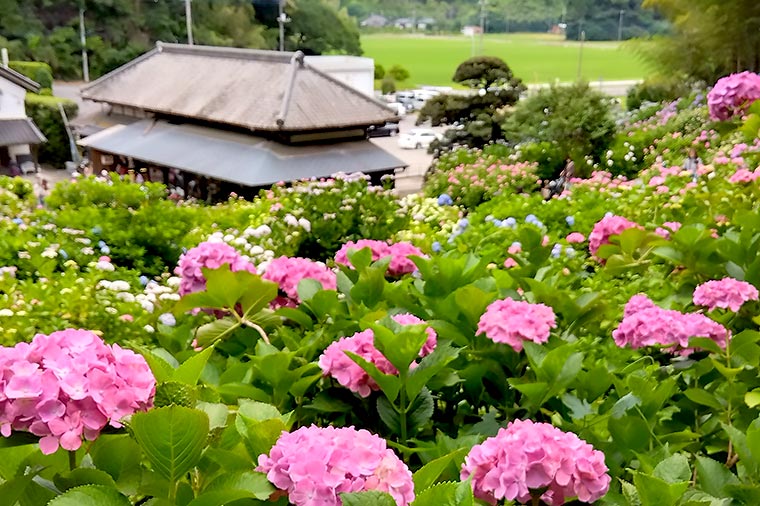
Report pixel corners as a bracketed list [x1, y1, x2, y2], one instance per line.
[363, 33, 651, 87]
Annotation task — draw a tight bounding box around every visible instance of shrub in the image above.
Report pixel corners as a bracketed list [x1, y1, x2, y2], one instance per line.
[8, 61, 54, 91]
[24, 94, 78, 168]
[381, 76, 396, 95]
[387, 64, 410, 82]
[501, 82, 615, 176]
[626, 78, 690, 111]
[374, 63, 385, 80]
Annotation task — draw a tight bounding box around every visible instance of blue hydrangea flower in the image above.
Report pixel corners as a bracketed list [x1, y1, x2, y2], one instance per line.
[504, 217, 517, 228]
[100, 246, 110, 254]
[139, 275, 150, 286]
[91, 226, 102, 235]
[158, 313, 176, 327]
[12, 218, 23, 225]
[432, 241, 442, 252]
[458, 218, 469, 229]
[551, 244, 563, 258]
[437, 193, 453, 206]
[59, 249, 68, 260]
[98, 240, 107, 248]
[565, 216, 575, 226]
[492, 219, 502, 227]
[565, 247, 576, 258]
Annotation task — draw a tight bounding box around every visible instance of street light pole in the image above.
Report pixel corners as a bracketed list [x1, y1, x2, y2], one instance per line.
[618, 9, 624, 41]
[278, 0, 289, 51]
[577, 30, 585, 81]
[79, 8, 89, 82]
[185, 0, 194, 45]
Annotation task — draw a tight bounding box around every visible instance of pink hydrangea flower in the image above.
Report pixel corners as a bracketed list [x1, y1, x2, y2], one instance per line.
[262, 256, 337, 307]
[693, 278, 759, 312]
[566, 232, 585, 244]
[728, 168, 760, 184]
[257, 425, 414, 506]
[708, 71, 760, 121]
[461, 419, 611, 505]
[334, 240, 426, 276]
[175, 241, 256, 296]
[0, 329, 155, 455]
[318, 315, 437, 397]
[477, 298, 557, 352]
[613, 294, 729, 354]
[504, 257, 518, 269]
[588, 215, 641, 257]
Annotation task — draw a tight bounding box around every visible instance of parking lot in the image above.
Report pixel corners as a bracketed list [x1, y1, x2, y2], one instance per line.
[369, 113, 447, 196]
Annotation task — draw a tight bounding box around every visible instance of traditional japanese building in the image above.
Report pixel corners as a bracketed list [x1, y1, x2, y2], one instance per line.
[0, 63, 46, 173]
[77, 43, 404, 199]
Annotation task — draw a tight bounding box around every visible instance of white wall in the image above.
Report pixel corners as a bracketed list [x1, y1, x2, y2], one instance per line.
[305, 56, 375, 97]
[0, 77, 27, 119]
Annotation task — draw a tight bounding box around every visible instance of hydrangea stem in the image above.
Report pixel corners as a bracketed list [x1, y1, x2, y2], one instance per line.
[68, 450, 76, 471]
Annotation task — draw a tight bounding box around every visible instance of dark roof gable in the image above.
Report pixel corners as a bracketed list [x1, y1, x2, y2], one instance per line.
[0, 66, 41, 93]
[81, 43, 397, 133]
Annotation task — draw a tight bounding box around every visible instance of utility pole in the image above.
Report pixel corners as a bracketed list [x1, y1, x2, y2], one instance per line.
[618, 9, 624, 41]
[278, 0, 290, 51]
[185, 0, 194, 45]
[577, 30, 586, 81]
[79, 8, 89, 82]
[479, 0, 486, 55]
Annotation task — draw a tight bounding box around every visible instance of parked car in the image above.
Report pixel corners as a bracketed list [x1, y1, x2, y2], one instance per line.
[385, 102, 406, 116]
[398, 128, 442, 149]
[367, 122, 400, 138]
[395, 91, 416, 109]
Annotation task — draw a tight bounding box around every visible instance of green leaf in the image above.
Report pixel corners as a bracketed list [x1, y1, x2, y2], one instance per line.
[297, 278, 324, 302]
[47, 485, 131, 506]
[695, 456, 738, 498]
[688, 337, 722, 355]
[376, 395, 401, 434]
[746, 389, 760, 408]
[138, 349, 175, 383]
[653, 454, 691, 483]
[235, 401, 291, 461]
[188, 471, 274, 506]
[633, 473, 689, 506]
[0, 474, 35, 506]
[340, 490, 397, 506]
[131, 406, 209, 483]
[174, 345, 216, 385]
[684, 389, 725, 410]
[412, 480, 474, 506]
[406, 342, 460, 401]
[408, 388, 435, 433]
[412, 448, 468, 492]
[194, 318, 239, 348]
[54, 469, 116, 492]
[346, 351, 401, 402]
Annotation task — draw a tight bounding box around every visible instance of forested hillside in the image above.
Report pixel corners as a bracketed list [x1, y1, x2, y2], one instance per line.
[343, 0, 667, 40]
[0, 0, 360, 80]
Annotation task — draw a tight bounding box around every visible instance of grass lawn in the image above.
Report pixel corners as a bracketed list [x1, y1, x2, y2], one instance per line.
[363, 32, 651, 87]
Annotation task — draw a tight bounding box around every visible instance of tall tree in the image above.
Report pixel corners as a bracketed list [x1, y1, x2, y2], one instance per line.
[639, 0, 760, 83]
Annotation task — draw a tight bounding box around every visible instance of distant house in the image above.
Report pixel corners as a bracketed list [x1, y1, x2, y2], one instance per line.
[304, 55, 375, 97]
[361, 14, 388, 28]
[77, 43, 404, 200]
[394, 18, 415, 29]
[462, 26, 483, 37]
[417, 17, 436, 30]
[0, 61, 46, 173]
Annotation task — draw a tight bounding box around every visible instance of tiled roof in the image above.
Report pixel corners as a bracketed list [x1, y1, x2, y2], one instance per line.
[0, 118, 47, 147]
[81, 43, 397, 132]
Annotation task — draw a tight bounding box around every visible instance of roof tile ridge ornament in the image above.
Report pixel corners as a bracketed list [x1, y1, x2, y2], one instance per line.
[276, 50, 305, 129]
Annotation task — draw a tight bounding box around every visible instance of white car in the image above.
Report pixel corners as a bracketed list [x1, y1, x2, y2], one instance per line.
[398, 128, 442, 149]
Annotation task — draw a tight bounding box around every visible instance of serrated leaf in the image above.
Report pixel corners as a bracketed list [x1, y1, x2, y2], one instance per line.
[746, 389, 760, 408]
[47, 485, 131, 506]
[188, 470, 274, 506]
[413, 448, 468, 492]
[346, 351, 401, 402]
[377, 395, 401, 434]
[653, 454, 691, 483]
[53, 468, 116, 492]
[684, 389, 724, 410]
[412, 480, 474, 506]
[174, 345, 215, 385]
[408, 388, 435, 433]
[131, 406, 209, 483]
[406, 343, 460, 401]
[0, 473, 35, 506]
[340, 490, 397, 506]
[90, 435, 142, 484]
[695, 456, 738, 498]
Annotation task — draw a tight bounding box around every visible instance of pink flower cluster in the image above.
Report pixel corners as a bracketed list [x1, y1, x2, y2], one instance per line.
[613, 294, 729, 354]
[477, 298, 556, 352]
[566, 232, 585, 244]
[0, 329, 155, 455]
[693, 278, 759, 312]
[262, 256, 337, 307]
[588, 215, 641, 256]
[318, 314, 437, 397]
[257, 425, 414, 506]
[707, 71, 760, 121]
[728, 167, 760, 184]
[334, 239, 426, 276]
[175, 241, 256, 296]
[654, 221, 682, 239]
[461, 419, 611, 505]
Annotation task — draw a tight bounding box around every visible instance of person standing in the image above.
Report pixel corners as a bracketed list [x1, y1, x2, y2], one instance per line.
[684, 148, 701, 183]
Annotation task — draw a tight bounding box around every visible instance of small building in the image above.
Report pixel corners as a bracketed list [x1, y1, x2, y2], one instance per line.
[462, 26, 483, 37]
[77, 43, 404, 200]
[304, 55, 375, 97]
[393, 18, 415, 30]
[0, 62, 46, 173]
[417, 17, 436, 30]
[361, 14, 388, 28]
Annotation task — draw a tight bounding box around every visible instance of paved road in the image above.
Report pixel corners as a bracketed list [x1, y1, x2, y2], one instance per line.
[369, 114, 444, 196]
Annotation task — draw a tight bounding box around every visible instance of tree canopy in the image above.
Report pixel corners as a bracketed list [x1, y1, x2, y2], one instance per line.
[0, 0, 362, 80]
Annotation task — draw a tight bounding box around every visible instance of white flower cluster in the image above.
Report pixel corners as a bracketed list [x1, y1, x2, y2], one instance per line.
[206, 229, 276, 266]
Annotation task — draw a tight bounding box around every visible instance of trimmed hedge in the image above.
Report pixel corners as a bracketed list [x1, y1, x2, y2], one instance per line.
[25, 94, 78, 168]
[8, 61, 54, 92]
